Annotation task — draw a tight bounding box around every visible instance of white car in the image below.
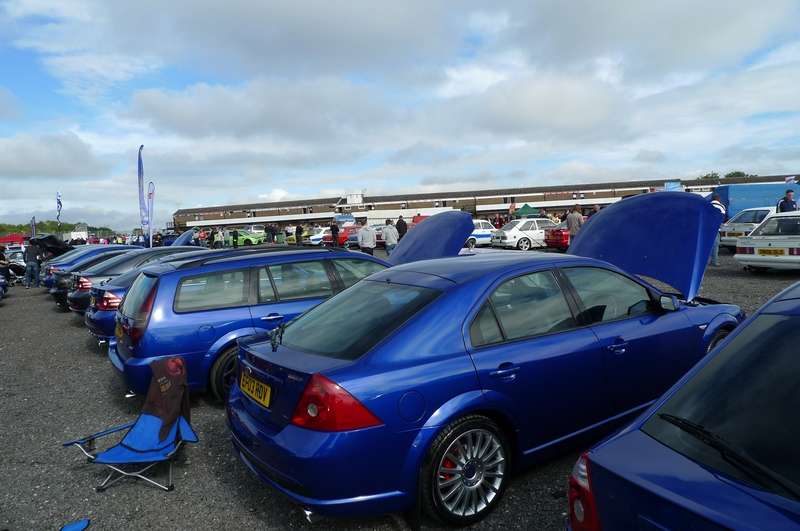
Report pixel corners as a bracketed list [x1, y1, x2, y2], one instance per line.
[465, 219, 496, 249]
[304, 227, 327, 246]
[719, 206, 776, 249]
[491, 217, 556, 251]
[734, 211, 800, 270]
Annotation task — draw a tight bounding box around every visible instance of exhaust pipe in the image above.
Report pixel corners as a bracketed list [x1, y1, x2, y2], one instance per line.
[303, 508, 314, 524]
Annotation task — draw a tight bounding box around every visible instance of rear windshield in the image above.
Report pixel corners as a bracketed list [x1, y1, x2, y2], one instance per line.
[644, 315, 800, 499]
[751, 216, 800, 236]
[281, 280, 440, 360]
[82, 251, 137, 275]
[120, 274, 158, 319]
[730, 209, 770, 224]
[52, 246, 95, 262]
[500, 220, 521, 231]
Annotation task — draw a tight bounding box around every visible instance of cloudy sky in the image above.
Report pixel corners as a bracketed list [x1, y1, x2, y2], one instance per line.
[1, 0, 799, 230]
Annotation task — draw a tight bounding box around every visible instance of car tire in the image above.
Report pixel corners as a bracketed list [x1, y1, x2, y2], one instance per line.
[421, 415, 510, 526]
[209, 344, 239, 402]
[466, 238, 477, 250]
[706, 328, 731, 353]
[243, 240, 253, 246]
[517, 238, 531, 251]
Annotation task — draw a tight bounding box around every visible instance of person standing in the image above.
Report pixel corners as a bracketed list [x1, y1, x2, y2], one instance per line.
[231, 228, 239, 249]
[357, 220, 377, 255]
[329, 219, 339, 247]
[777, 190, 797, 212]
[588, 204, 601, 218]
[396, 215, 408, 240]
[709, 194, 727, 267]
[295, 224, 304, 246]
[566, 205, 584, 237]
[383, 219, 399, 256]
[23, 242, 39, 289]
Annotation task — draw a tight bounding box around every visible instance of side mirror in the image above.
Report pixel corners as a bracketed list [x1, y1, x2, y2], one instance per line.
[659, 294, 679, 312]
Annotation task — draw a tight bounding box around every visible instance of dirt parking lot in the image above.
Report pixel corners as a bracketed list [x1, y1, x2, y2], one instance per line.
[1, 253, 797, 530]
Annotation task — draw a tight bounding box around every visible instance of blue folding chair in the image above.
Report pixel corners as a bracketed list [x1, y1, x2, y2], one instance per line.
[64, 358, 198, 492]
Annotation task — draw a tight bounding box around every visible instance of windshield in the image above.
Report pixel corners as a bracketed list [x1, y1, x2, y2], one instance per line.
[500, 220, 521, 231]
[644, 314, 800, 499]
[751, 216, 800, 236]
[281, 280, 440, 360]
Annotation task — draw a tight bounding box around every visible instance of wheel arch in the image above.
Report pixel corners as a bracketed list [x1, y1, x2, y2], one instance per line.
[702, 313, 740, 349]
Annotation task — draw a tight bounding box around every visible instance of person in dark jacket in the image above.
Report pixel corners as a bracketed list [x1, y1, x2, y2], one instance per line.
[329, 219, 339, 247]
[231, 228, 239, 249]
[396, 215, 408, 240]
[295, 224, 304, 246]
[777, 190, 797, 212]
[23, 243, 39, 288]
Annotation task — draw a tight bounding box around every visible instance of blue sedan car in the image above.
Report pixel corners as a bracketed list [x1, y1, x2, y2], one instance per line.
[568, 281, 800, 531]
[226, 193, 744, 525]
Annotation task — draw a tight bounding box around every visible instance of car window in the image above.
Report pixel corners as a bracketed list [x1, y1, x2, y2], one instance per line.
[257, 268, 277, 302]
[537, 219, 555, 229]
[470, 304, 504, 347]
[753, 210, 771, 223]
[488, 271, 576, 341]
[268, 261, 332, 300]
[282, 280, 440, 360]
[563, 267, 651, 323]
[500, 220, 521, 231]
[519, 221, 535, 231]
[174, 270, 248, 312]
[332, 259, 387, 288]
[480, 221, 493, 230]
[643, 315, 800, 499]
[752, 216, 800, 236]
[120, 273, 158, 319]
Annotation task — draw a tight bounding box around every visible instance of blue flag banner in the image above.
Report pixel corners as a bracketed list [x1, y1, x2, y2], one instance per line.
[147, 181, 155, 246]
[138, 145, 149, 231]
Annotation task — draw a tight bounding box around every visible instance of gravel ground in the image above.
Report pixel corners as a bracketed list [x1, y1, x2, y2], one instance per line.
[0, 252, 797, 531]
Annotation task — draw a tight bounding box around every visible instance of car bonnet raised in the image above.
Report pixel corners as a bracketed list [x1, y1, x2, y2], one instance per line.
[387, 210, 475, 266]
[568, 192, 723, 300]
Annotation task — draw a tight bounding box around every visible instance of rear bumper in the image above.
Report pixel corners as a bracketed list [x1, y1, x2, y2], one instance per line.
[67, 290, 91, 313]
[49, 288, 67, 305]
[226, 384, 413, 517]
[85, 308, 116, 341]
[107, 345, 153, 394]
[491, 239, 516, 248]
[734, 254, 800, 270]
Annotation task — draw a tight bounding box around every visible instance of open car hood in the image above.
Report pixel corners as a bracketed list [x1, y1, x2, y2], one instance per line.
[29, 234, 73, 257]
[568, 192, 723, 300]
[387, 211, 475, 266]
[171, 229, 196, 247]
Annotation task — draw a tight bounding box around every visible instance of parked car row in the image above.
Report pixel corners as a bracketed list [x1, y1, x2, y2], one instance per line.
[37, 197, 799, 528]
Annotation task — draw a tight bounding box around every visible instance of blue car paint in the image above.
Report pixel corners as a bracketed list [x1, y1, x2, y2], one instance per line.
[227, 245, 743, 518]
[569, 192, 723, 300]
[387, 211, 474, 266]
[42, 245, 136, 288]
[580, 283, 800, 530]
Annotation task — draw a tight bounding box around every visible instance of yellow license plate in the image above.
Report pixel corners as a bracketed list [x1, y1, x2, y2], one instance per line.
[726, 232, 744, 237]
[758, 248, 786, 256]
[114, 322, 122, 339]
[240, 371, 272, 408]
[90, 296, 96, 307]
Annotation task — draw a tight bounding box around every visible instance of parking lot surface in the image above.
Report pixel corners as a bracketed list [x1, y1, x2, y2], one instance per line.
[1, 252, 798, 530]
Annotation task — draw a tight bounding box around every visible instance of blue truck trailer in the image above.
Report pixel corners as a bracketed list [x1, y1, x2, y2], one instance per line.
[713, 182, 798, 218]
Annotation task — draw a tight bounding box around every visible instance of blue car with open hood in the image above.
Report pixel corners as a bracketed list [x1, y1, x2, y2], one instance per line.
[112, 213, 475, 400]
[226, 193, 745, 525]
[567, 282, 800, 531]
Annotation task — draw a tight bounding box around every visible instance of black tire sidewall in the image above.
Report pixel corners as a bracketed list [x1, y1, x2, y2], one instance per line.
[210, 345, 238, 401]
[421, 415, 510, 526]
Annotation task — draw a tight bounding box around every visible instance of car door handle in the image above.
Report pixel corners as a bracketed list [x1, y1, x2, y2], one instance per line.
[260, 313, 284, 321]
[489, 364, 520, 378]
[605, 342, 629, 354]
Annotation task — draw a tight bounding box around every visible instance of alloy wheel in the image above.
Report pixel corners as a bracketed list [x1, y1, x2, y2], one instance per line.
[518, 238, 531, 251]
[435, 428, 506, 518]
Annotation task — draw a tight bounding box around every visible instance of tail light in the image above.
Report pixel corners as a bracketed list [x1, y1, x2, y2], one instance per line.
[568, 452, 601, 531]
[736, 247, 754, 255]
[789, 248, 800, 256]
[291, 374, 382, 432]
[96, 291, 122, 311]
[126, 283, 157, 346]
[76, 277, 92, 291]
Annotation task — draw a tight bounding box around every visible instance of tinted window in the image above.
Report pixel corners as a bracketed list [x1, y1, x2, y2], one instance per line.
[752, 216, 800, 236]
[282, 280, 439, 360]
[72, 251, 127, 272]
[520, 221, 535, 231]
[470, 304, 503, 347]
[120, 274, 158, 319]
[731, 209, 770, 224]
[174, 270, 248, 312]
[538, 219, 555, 229]
[268, 261, 332, 300]
[489, 271, 576, 340]
[257, 268, 276, 302]
[82, 251, 136, 274]
[332, 259, 387, 288]
[644, 315, 800, 499]
[564, 267, 651, 323]
[500, 220, 521, 231]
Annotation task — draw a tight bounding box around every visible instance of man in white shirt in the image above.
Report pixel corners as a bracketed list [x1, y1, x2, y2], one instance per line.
[710, 194, 727, 267]
[357, 220, 377, 255]
[382, 219, 399, 256]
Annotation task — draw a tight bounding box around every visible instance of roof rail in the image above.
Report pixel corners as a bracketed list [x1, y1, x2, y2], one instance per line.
[175, 244, 336, 270]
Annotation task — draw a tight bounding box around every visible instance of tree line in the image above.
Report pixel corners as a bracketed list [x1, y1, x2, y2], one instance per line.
[0, 220, 114, 237]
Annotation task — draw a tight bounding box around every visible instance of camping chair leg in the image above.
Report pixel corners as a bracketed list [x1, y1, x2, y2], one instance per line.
[96, 462, 174, 492]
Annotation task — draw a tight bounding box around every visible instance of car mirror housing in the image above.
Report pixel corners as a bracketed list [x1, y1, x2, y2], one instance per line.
[660, 294, 679, 312]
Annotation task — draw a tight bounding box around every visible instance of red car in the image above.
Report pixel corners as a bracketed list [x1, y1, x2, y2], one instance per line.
[544, 222, 570, 251]
[322, 225, 359, 247]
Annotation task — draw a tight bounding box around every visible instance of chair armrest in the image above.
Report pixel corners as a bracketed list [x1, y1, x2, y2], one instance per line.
[62, 421, 136, 447]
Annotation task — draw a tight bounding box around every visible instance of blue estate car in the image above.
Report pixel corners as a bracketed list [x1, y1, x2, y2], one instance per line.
[41, 244, 135, 288]
[567, 282, 800, 531]
[111, 213, 474, 400]
[49, 248, 135, 308]
[225, 193, 745, 525]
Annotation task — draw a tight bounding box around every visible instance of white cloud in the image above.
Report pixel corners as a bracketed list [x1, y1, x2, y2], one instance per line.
[0, 131, 109, 177]
[257, 189, 291, 202]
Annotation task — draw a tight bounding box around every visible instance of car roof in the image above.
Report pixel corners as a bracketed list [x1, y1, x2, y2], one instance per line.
[738, 206, 777, 212]
[380, 251, 593, 285]
[767, 211, 800, 218]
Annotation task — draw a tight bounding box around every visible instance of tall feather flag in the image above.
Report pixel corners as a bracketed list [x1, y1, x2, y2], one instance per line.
[147, 181, 155, 247]
[56, 192, 63, 229]
[138, 145, 149, 234]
